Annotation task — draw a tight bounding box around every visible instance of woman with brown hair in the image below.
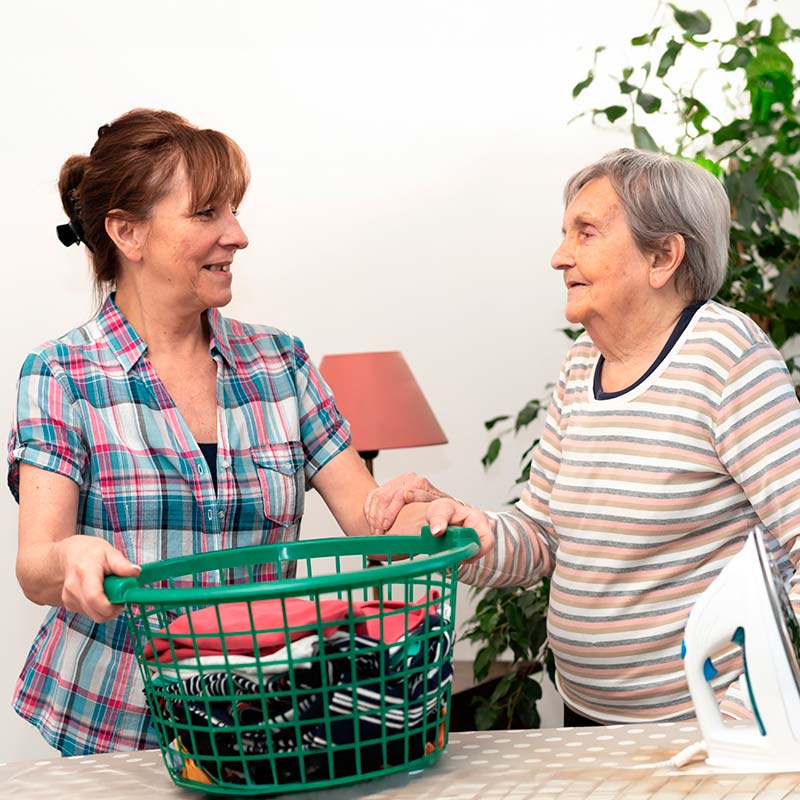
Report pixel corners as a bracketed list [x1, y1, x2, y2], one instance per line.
[7, 108, 418, 755]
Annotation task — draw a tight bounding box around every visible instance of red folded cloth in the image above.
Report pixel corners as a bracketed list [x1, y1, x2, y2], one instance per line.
[143, 593, 439, 663]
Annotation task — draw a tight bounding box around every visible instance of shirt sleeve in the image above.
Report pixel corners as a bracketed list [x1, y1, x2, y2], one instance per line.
[713, 341, 800, 710]
[458, 366, 566, 588]
[293, 338, 351, 482]
[7, 350, 88, 501]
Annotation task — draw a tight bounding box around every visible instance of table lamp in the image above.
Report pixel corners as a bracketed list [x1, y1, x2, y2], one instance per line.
[318, 351, 447, 476]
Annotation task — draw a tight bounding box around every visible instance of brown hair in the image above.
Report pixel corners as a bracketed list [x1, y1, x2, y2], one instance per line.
[58, 109, 250, 293]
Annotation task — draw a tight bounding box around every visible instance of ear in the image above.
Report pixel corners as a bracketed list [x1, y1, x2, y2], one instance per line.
[649, 233, 685, 290]
[105, 213, 148, 263]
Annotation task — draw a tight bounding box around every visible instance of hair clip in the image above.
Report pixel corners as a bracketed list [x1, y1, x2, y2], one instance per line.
[57, 190, 93, 251]
[56, 222, 81, 247]
[97, 123, 111, 138]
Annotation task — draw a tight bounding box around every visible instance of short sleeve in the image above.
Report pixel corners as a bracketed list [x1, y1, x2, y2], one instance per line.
[292, 339, 351, 481]
[7, 350, 88, 501]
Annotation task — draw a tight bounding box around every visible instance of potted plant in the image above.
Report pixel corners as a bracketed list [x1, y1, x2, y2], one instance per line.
[463, 0, 800, 731]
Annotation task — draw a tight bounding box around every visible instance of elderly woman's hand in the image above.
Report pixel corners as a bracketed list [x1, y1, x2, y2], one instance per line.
[425, 498, 496, 560]
[364, 472, 450, 535]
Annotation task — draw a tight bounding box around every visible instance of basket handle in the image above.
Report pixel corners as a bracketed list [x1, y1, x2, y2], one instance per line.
[102, 526, 480, 606]
[104, 574, 141, 605]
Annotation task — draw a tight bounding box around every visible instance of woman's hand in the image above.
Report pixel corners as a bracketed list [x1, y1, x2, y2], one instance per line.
[364, 472, 450, 535]
[55, 536, 140, 623]
[425, 498, 496, 561]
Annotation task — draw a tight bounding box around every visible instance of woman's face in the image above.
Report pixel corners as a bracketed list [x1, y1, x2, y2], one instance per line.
[137, 164, 249, 312]
[551, 177, 652, 331]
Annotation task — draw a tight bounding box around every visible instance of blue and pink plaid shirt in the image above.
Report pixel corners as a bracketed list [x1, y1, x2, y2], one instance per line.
[7, 294, 350, 755]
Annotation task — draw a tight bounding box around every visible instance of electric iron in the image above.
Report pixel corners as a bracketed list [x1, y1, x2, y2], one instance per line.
[683, 525, 800, 772]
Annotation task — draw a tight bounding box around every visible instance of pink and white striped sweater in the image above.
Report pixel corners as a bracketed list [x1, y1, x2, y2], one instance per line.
[460, 301, 800, 722]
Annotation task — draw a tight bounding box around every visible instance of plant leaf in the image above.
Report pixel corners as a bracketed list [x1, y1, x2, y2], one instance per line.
[484, 415, 510, 430]
[560, 326, 584, 341]
[631, 26, 661, 46]
[631, 123, 658, 151]
[482, 437, 501, 468]
[572, 70, 594, 98]
[473, 647, 494, 682]
[636, 90, 662, 113]
[473, 701, 499, 731]
[515, 400, 542, 431]
[619, 80, 637, 95]
[671, 5, 711, 36]
[745, 42, 794, 80]
[692, 155, 723, 179]
[657, 39, 684, 77]
[764, 169, 799, 211]
[682, 96, 709, 133]
[489, 671, 516, 705]
[769, 14, 790, 43]
[598, 105, 627, 123]
[712, 118, 749, 146]
[720, 45, 751, 70]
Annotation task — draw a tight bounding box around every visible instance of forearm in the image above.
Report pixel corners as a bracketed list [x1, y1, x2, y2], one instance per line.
[458, 507, 555, 588]
[16, 537, 68, 607]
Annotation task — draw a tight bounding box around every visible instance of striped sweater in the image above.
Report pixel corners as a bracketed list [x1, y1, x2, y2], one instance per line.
[459, 301, 800, 722]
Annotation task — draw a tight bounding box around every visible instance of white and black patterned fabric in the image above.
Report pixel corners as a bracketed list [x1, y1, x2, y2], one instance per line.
[154, 615, 451, 785]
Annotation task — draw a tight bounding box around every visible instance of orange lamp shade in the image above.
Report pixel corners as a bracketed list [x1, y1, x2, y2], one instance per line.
[319, 351, 447, 454]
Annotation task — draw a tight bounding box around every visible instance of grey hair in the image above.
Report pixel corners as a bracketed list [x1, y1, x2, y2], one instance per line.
[563, 148, 731, 302]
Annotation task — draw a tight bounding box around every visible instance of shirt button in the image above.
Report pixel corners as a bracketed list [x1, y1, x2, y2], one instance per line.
[197, 462, 205, 474]
[222, 459, 231, 469]
[207, 509, 213, 521]
[218, 510, 225, 519]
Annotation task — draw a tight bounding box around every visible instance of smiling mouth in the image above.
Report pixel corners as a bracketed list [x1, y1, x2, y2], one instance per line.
[567, 281, 587, 288]
[203, 263, 231, 272]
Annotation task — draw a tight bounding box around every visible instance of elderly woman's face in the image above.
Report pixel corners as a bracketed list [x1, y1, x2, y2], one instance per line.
[551, 177, 652, 331]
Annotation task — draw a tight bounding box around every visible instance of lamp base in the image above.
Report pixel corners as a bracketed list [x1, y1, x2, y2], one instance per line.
[358, 450, 379, 477]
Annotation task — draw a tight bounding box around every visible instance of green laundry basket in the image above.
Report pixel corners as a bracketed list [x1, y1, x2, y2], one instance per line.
[105, 526, 479, 796]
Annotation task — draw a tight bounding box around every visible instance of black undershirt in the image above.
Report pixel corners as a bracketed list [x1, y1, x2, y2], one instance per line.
[198, 442, 218, 491]
[593, 302, 703, 400]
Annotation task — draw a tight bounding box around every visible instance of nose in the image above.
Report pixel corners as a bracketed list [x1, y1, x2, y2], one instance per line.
[221, 210, 249, 251]
[551, 235, 574, 272]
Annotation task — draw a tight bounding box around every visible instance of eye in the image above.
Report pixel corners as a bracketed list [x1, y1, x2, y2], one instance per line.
[194, 208, 215, 219]
[578, 228, 595, 242]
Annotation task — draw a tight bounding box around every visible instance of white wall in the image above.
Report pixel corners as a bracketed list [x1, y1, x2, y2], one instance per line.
[1, 0, 789, 761]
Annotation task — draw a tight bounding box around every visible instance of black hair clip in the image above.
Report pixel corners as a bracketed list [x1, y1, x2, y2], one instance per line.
[56, 219, 92, 251]
[57, 189, 94, 251]
[56, 221, 82, 248]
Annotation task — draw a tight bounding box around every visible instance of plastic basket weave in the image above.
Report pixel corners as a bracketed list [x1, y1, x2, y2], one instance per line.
[105, 526, 479, 796]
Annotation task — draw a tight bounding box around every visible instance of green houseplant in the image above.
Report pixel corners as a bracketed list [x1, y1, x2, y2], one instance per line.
[464, 0, 800, 730]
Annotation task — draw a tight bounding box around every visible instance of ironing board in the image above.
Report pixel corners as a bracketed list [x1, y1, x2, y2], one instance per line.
[3, 722, 800, 799]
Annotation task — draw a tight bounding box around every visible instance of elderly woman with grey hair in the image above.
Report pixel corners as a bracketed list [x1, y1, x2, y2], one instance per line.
[364, 148, 800, 726]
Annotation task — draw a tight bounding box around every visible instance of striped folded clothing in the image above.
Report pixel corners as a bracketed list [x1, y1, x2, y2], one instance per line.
[156, 615, 452, 786]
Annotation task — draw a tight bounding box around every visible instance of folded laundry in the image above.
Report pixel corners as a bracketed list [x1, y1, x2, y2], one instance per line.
[154, 615, 452, 787]
[158, 633, 345, 680]
[143, 592, 440, 663]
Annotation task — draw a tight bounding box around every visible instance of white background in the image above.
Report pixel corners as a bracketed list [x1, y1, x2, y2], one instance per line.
[0, 0, 794, 761]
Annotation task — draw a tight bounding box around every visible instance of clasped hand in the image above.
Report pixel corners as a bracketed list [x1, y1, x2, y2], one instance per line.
[363, 472, 495, 560]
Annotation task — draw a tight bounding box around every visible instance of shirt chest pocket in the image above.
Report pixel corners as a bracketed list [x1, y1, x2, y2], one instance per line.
[251, 442, 305, 527]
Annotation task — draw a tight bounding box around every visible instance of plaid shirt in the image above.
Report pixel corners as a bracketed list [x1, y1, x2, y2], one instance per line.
[7, 294, 350, 755]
